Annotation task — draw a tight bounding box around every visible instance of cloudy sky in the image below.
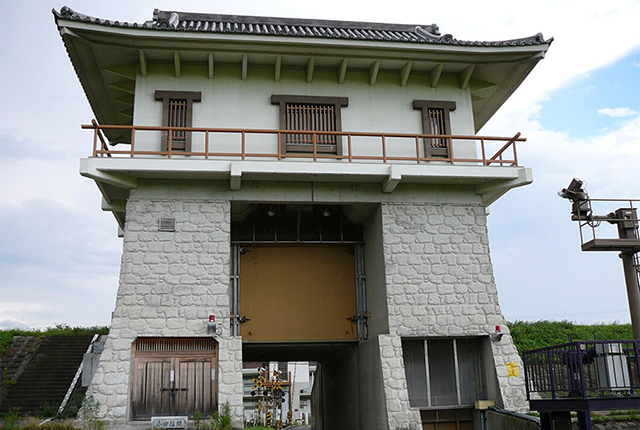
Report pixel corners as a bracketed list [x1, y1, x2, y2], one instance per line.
[1, 0, 639, 329]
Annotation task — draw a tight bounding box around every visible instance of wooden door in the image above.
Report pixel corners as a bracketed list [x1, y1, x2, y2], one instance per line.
[131, 338, 218, 420]
[240, 244, 358, 341]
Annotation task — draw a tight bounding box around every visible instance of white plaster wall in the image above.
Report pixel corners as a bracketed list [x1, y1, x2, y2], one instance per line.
[86, 191, 244, 427]
[132, 63, 476, 161]
[378, 202, 528, 427]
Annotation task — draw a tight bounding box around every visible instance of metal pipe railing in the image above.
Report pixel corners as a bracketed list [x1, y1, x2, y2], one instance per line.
[523, 340, 640, 400]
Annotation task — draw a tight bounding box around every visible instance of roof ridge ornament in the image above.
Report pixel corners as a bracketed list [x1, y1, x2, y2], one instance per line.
[169, 13, 180, 29]
[415, 25, 452, 42]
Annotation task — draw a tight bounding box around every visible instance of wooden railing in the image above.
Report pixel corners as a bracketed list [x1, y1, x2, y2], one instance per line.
[81, 122, 525, 167]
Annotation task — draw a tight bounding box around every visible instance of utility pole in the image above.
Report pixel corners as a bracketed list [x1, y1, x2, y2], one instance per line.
[558, 178, 640, 339]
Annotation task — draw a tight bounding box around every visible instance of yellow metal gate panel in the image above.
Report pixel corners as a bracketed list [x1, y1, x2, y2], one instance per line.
[240, 244, 358, 341]
[131, 338, 218, 420]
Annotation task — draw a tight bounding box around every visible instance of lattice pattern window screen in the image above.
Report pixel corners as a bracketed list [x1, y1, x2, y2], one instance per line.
[169, 99, 188, 143]
[285, 103, 337, 145]
[135, 338, 216, 352]
[427, 108, 447, 149]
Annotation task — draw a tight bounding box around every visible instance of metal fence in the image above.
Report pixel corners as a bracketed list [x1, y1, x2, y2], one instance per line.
[523, 340, 640, 400]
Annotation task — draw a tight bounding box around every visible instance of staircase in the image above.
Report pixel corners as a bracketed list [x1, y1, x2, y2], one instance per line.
[1, 336, 41, 386]
[1, 335, 94, 416]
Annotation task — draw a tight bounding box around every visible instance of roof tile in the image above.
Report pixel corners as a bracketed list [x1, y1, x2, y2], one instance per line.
[53, 6, 552, 47]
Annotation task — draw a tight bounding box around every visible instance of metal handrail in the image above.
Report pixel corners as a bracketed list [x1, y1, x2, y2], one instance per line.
[523, 340, 640, 401]
[81, 122, 525, 167]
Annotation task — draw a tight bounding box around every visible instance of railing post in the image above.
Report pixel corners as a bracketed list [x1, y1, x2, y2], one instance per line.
[523, 353, 531, 400]
[480, 138, 487, 166]
[513, 142, 518, 166]
[415, 136, 421, 164]
[277, 132, 282, 161]
[547, 350, 557, 400]
[241, 131, 246, 160]
[348, 134, 352, 162]
[168, 128, 173, 159]
[92, 126, 98, 157]
[381, 135, 387, 163]
[448, 137, 454, 165]
[313, 132, 317, 162]
[634, 341, 640, 393]
[130, 128, 135, 158]
[205, 130, 209, 159]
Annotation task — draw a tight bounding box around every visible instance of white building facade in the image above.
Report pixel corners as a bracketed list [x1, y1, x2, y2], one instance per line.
[55, 7, 551, 430]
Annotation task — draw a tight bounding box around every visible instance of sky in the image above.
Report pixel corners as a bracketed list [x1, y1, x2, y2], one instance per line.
[0, 0, 639, 329]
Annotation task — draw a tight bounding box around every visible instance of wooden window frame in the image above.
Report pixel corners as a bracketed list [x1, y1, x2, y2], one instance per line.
[155, 90, 202, 152]
[413, 100, 457, 158]
[271, 95, 349, 155]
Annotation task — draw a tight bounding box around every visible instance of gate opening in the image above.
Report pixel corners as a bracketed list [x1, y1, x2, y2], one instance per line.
[242, 342, 360, 430]
[232, 203, 368, 429]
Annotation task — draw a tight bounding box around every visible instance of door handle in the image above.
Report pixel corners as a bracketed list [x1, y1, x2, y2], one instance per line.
[161, 387, 189, 397]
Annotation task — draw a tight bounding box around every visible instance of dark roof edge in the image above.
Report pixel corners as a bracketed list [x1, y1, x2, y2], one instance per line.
[52, 7, 553, 48]
[153, 9, 442, 35]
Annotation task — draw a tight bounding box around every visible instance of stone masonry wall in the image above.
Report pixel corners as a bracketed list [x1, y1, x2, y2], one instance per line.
[86, 196, 243, 427]
[379, 202, 527, 428]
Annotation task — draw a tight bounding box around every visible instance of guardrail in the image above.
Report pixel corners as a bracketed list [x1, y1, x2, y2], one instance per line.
[523, 340, 640, 400]
[82, 121, 525, 167]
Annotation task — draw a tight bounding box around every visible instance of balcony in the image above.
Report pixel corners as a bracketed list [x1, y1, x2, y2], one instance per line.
[84, 121, 524, 167]
[80, 122, 533, 229]
[523, 340, 640, 412]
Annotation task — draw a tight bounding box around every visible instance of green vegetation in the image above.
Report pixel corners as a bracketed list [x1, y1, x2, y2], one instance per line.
[0, 409, 75, 430]
[0, 325, 109, 356]
[592, 410, 640, 423]
[209, 403, 232, 430]
[508, 320, 633, 355]
[78, 396, 105, 430]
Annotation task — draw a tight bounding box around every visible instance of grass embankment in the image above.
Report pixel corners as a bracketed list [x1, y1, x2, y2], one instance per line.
[508, 320, 634, 355]
[0, 325, 109, 356]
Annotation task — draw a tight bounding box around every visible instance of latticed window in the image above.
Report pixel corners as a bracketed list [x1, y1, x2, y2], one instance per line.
[285, 103, 337, 146]
[272, 95, 349, 154]
[155, 90, 201, 152]
[427, 107, 447, 151]
[169, 99, 188, 144]
[413, 100, 457, 158]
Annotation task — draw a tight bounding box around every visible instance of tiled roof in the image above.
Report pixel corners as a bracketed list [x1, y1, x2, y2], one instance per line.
[53, 6, 551, 47]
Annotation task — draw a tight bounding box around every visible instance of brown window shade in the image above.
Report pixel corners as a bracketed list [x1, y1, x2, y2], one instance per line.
[169, 99, 188, 143]
[285, 103, 337, 146]
[427, 108, 447, 149]
[134, 337, 216, 352]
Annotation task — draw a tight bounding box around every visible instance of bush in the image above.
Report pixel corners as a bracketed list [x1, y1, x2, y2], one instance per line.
[508, 320, 633, 355]
[77, 396, 104, 430]
[201, 403, 232, 430]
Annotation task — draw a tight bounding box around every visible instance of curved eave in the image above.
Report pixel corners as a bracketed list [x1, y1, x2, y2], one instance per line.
[56, 17, 550, 134]
[58, 18, 550, 61]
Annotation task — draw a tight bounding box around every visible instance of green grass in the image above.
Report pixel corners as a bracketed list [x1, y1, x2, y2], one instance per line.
[0, 325, 109, 356]
[507, 320, 633, 355]
[592, 411, 640, 423]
